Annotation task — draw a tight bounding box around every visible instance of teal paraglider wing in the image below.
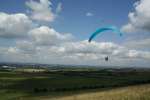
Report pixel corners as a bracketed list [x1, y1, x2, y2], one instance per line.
[88, 26, 122, 42]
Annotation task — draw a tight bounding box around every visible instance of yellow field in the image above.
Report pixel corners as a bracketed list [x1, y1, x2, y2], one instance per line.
[15, 68, 46, 73]
[39, 84, 150, 100]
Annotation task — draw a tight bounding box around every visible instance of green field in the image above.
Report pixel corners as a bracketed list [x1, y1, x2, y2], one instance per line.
[1, 68, 150, 100]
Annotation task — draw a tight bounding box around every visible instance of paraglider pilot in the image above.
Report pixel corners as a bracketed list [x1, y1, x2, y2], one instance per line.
[105, 56, 109, 61]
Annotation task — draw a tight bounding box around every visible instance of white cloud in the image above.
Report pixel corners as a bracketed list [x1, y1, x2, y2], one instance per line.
[56, 2, 62, 14]
[61, 41, 150, 61]
[16, 41, 36, 54]
[126, 50, 150, 60]
[63, 41, 118, 55]
[121, 0, 150, 33]
[26, 0, 55, 22]
[1, 40, 150, 66]
[0, 12, 33, 38]
[124, 38, 150, 49]
[86, 12, 94, 17]
[28, 26, 73, 45]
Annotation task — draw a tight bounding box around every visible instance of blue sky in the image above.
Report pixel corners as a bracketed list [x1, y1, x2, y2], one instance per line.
[0, 0, 150, 67]
[0, 0, 136, 41]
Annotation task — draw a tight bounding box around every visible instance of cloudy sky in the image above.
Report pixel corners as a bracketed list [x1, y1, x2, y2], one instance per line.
[0, 0, 150, 67]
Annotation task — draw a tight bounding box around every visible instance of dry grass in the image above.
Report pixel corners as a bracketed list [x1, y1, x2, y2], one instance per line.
[15, 68, 46, 73]
[40, 84, 150, 100]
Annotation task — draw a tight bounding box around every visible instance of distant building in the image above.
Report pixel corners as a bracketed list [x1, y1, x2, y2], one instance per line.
[2, 66, 9, 68]
[1, 65, 16, 69]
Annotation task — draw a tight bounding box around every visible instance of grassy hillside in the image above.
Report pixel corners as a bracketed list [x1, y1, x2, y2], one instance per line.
[1, 68, 150, 100]
[49, 84, 150, 100]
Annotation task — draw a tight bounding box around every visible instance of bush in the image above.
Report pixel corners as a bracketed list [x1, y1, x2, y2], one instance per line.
[33, 88, 40, 93]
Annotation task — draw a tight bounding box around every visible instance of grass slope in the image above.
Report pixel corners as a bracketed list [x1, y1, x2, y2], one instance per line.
[49, 84, 150, 100]
[1, 69, 150, 100]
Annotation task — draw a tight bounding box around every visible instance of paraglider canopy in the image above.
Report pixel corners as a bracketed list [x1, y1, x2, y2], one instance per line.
[88, 26, 122, 42]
